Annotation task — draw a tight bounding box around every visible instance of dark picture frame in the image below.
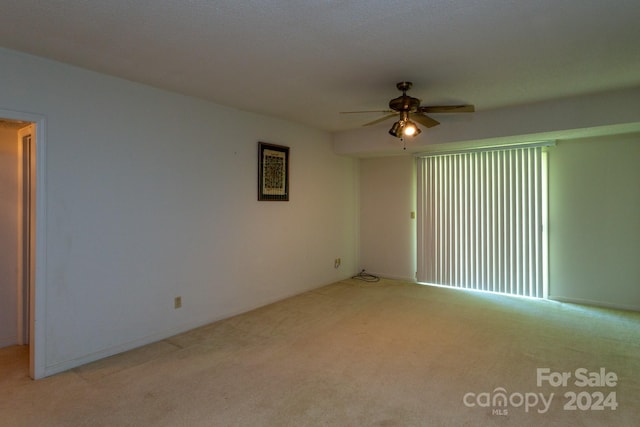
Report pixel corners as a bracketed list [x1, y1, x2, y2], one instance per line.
[258, 142, 289, 201]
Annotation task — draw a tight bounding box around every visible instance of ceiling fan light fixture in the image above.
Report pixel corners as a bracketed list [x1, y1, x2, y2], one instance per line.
[388, 121, 402, 137]
[389, 118, 421, 139]
[403, 120, 421, 137]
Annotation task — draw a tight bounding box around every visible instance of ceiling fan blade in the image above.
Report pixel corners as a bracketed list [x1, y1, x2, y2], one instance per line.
[419, 105, 475, 114]
[339, 109, 394, 114]
[363, 113, 397, 126]
[412, 113, 440, 128]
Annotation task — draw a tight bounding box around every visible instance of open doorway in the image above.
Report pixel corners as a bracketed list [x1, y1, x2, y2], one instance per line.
[0, 119, 34, 378]
[0, 110, 44, 379]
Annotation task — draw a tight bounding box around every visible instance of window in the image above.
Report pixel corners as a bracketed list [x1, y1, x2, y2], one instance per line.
[416, 144, 549, 298]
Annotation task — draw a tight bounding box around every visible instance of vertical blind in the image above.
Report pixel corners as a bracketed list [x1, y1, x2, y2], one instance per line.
[417, 145, 548, 298]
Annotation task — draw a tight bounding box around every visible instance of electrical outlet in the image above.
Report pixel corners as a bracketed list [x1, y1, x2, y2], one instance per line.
[334, 258, 341, 268]
[174, 296, 182, 309]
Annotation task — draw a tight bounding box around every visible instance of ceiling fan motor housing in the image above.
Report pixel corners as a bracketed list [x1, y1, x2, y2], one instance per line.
[389, 95, 420, 112]
[389, 81, 420, 112]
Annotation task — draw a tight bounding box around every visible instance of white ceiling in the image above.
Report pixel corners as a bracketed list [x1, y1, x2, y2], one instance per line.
[1, 0, 639, 132]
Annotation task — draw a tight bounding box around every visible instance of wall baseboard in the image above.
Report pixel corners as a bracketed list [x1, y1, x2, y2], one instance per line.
[549, 295, 640, 313]
[0, 336, 18, 349]
[361, 272, 417, 283]
[42, 278, 349, 378]
[42, 317, 221, 378]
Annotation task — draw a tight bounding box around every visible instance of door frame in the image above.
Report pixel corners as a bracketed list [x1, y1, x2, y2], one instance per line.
[1, 108, 47, 379]
[17, 124, 34, 346]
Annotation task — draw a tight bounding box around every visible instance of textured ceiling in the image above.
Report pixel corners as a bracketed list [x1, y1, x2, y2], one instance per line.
[1, 0, 639, 132]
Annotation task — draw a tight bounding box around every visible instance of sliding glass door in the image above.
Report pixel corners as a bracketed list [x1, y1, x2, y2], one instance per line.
[416, 144, 549, 298]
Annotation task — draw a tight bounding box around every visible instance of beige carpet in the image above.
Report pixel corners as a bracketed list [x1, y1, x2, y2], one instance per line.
[1, 278, 639, 426]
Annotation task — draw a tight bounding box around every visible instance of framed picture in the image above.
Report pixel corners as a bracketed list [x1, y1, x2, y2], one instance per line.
[258, 142, 289, 201]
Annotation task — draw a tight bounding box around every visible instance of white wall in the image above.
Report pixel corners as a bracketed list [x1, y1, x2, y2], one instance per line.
[548, 133, 640, 310]
[0, 48, 358, 376]
[359, 155, 416, 281]
[0, 127, 19, 347]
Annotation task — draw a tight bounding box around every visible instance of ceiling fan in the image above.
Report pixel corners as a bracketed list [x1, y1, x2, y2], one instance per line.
[341, 82, 474, 139]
